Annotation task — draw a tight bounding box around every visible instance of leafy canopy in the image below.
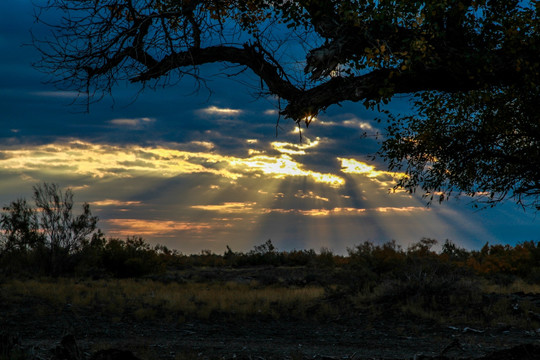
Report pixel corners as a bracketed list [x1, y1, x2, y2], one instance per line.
[34, 0, 540, 208]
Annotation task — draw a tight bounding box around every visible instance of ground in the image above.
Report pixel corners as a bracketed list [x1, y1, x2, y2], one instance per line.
[2, 266, 540, 359]
[3, 293, 540, 359]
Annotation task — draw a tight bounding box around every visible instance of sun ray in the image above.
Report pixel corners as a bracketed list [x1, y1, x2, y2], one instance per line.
[0, 139, 498, 253]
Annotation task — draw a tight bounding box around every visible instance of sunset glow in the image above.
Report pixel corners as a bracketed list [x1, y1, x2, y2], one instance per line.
[1, 0, 537, 254]
[339, 157, 405, 179]
[105, 219, 213, 237]
[0, 140, 344, 186]
[0, 135, 525, 253]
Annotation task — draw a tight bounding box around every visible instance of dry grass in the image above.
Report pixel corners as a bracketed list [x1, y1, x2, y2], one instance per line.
[480, 278, 540, 294]
[1, 278, 326, 322]
[345, 276, 540, 328]
[3, 274, 539, 327]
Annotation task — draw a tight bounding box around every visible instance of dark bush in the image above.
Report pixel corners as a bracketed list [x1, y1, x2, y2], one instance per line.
[101, 237, 163, 277]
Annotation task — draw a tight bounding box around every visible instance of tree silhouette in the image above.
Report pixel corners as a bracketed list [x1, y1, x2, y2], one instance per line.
[33, 183, 98, 256]
[34, 0, 540, 208]
[0, 183, 98, 274]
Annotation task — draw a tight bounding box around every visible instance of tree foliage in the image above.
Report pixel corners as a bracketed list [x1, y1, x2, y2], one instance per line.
[34, 0, 540, 207]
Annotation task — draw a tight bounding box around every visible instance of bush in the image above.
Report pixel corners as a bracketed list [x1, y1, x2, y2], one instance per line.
[101, 237, 163, 277]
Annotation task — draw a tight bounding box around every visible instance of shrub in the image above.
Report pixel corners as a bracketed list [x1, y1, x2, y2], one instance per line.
[101, 237, 163, 277]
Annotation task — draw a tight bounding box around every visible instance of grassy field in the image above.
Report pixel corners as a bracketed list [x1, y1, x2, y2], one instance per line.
[1, 276, 331, 322]
[2, 266, 540, 360]
[2, 267, 540, 328]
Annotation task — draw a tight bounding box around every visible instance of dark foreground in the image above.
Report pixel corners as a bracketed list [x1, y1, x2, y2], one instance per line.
[3, 300, 540, 360]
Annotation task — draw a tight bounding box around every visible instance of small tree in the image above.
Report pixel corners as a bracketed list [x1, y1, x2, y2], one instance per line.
[34, 183, 98, 252]
[33, 183, 99, 274]
[0, 183, 99, 275]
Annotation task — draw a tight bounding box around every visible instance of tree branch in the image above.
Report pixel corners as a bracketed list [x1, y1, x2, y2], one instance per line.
[129, 43, 301, 100]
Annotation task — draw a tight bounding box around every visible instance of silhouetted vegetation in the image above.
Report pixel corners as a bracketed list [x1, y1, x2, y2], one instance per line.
[2, 184, 540, 329]
[2, 184, 540, 282]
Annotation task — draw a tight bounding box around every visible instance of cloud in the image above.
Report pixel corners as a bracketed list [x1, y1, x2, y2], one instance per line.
[0, 140, 345, 187]
[0, 140, 234, 179]
[338, 158, 406, 188]
[374, 206, 431, 213]
[267, 206, 429, 217]
[271, 138, 320, 155]
[342, 118, 375, 131]
[20, 173, 37, 182]
[190, 141, 215, 150]
[199, 105, 243, 116]
[294, 190, 329, 202]
[339, 158, 382, 177]
[231, 153, 344, 187]
[319, 115, 376, 131]
[70, 184, 90, 191]
[90, 199, 142, 207]
[0, 151, 11, 160]
[104, 218, 212, 237]
[109, 117, 155, 127]
[192, 202, 257, 213]
[187, 202, 424, 217]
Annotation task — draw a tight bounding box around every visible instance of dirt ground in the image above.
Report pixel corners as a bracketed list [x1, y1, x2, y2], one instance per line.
[3, 298, 540, 360]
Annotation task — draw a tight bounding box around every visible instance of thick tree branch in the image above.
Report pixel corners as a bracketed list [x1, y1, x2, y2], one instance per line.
[119, 40, 530, 123]
[129, 43, 302, 101]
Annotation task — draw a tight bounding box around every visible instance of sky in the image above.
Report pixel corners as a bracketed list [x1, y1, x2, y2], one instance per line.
[0, 0, 538, 254]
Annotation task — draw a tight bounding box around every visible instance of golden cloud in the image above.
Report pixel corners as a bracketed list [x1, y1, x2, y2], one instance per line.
[230, 153, 344, 187]
[104, 218, 212, 237]
[294, 190, 329, 202]
[374, 206, 431, 213]
[0, 140, 345, 187]
[338, 158, 406, 182]
[90, 199, 142, 207]
[267, 206, 428, 217]
[200, 105, 242, 116]
[271, 137, 320, 155]
[188, 202, 420, 217]
[191, 202, 257, 213]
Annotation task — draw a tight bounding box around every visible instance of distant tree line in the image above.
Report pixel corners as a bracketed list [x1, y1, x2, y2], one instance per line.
[1, 184, 540, 282]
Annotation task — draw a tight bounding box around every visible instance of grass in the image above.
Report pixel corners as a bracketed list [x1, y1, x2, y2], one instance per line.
[1, 277, 327, 322]
[343, 274, 540, 328]
[2, 267, 540, 328]
[481, 278, 540, 294]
